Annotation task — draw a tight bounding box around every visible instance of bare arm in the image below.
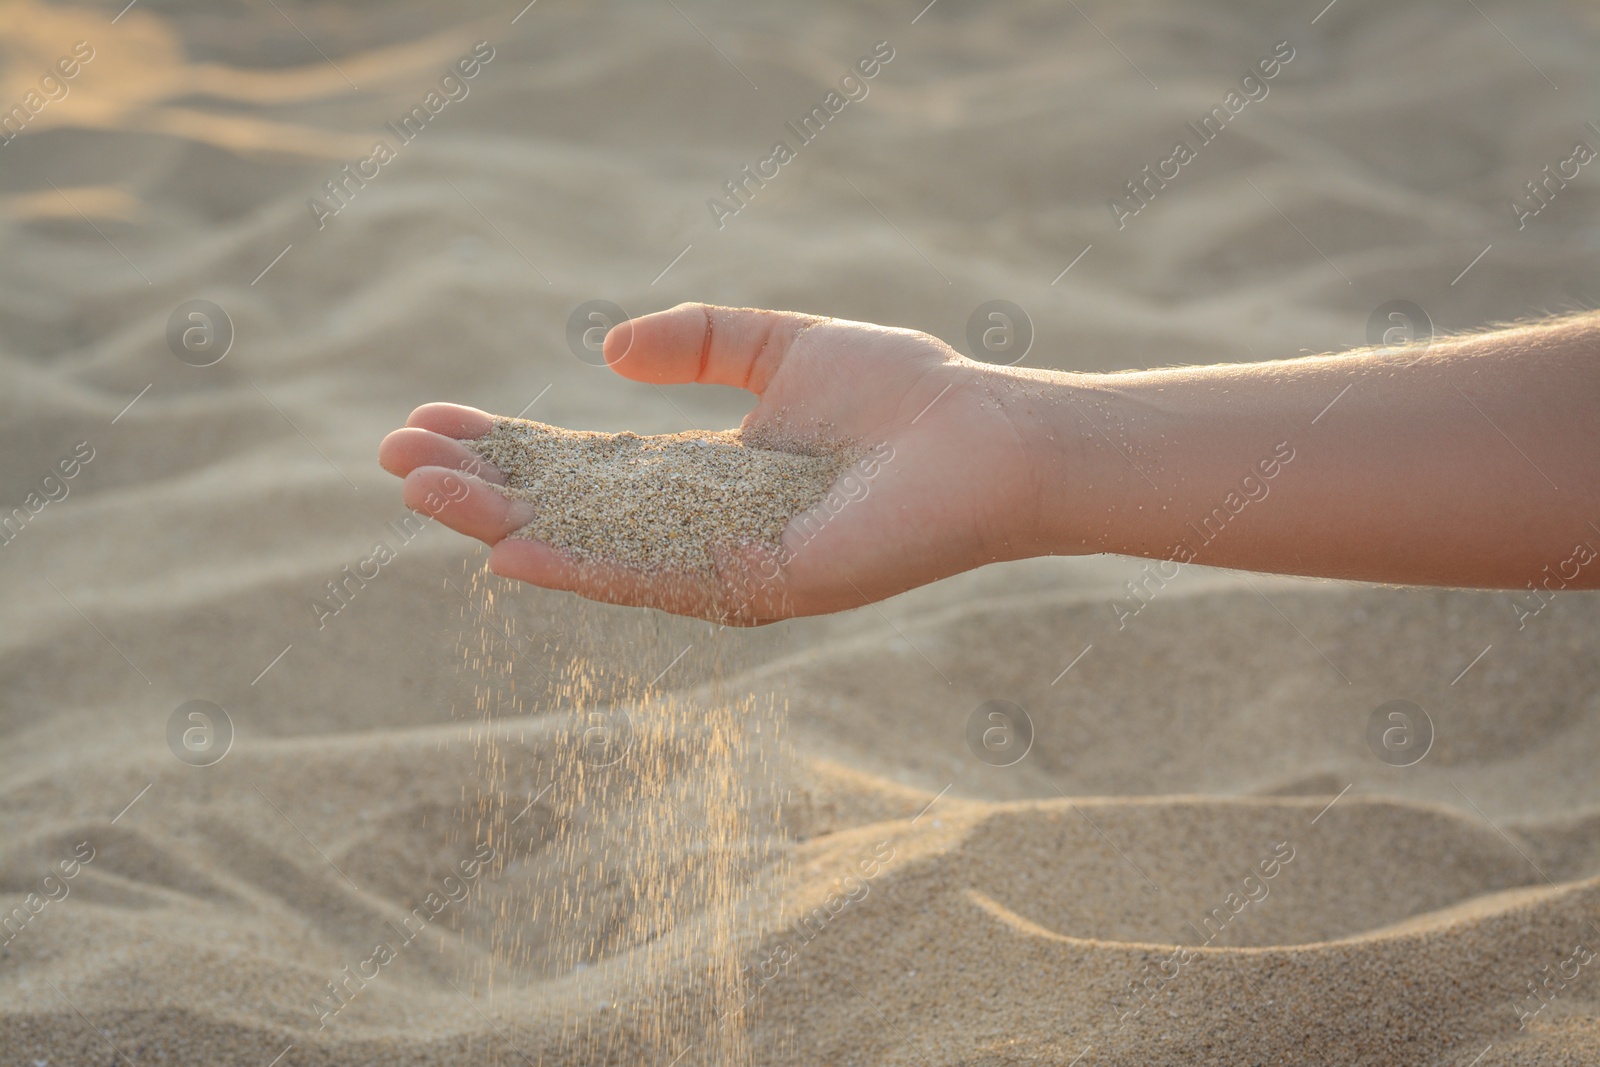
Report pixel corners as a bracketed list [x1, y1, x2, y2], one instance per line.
[1018, 312, 1600, 589]
[381, 306, 1600, 623]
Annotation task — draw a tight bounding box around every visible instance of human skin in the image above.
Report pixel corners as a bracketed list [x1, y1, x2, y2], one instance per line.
[378, 303, 1600, 624]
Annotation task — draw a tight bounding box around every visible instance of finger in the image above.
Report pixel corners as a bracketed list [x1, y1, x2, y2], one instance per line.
[602, 302, 821, 394]
[404, 402, 497, 440]
[403, 466, 532, 544]
[379, 427, 506, 484]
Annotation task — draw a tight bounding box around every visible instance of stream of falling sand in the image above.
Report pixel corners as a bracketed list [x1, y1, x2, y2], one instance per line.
[446, 551, 788, 1065]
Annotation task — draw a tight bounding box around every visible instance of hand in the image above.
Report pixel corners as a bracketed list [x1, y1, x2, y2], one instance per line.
[378, 303, 1067, 623]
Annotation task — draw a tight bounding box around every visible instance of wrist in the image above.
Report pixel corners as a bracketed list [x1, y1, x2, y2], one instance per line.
[985, 365, 1132, 559]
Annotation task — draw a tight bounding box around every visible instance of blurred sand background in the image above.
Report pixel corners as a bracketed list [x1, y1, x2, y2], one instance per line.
[3, 0, 1600, 1063]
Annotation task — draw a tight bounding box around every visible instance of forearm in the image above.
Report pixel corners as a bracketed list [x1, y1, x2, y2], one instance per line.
[1007, 314, 1600, 589]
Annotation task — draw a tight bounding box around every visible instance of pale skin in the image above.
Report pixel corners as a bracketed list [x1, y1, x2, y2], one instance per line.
[378, 304, 1600, 624]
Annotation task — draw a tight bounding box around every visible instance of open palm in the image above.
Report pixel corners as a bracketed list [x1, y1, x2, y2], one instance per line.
[378, 304, 1046, 623]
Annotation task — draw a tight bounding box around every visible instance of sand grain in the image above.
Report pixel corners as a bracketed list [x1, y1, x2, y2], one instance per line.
[468, 417, 851, 574]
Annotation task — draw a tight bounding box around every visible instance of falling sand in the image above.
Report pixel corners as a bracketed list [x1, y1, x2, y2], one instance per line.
[457, 419, 850, 1063]
[453, 560, 786, 1067]
[467, 417, 853, 574]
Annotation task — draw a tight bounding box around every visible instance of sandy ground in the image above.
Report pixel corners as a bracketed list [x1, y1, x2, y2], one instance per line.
[3, 0, 1600, 1063]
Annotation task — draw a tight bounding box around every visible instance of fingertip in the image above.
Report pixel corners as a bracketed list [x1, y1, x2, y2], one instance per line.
[377, 428, 410, 475]
[405, 403, 496, 439]
[403, 466, 531, 543]
[400, 466, 454, 516]
[380, 427, 506, 484]
[605, 303, 819, 392]
[603, 303, 704, 385]
[600, 315, 638, 372]
[488, 535, 570, 587]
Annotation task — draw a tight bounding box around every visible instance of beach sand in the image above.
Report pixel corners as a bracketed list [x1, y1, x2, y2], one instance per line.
[3, 0, 1600, 1063]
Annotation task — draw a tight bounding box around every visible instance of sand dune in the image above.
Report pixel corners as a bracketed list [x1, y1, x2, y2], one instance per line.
[3, 0, 1599, 1063]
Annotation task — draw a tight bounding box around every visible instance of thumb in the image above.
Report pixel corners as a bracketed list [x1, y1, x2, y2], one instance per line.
[603, 302, 822, 394]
